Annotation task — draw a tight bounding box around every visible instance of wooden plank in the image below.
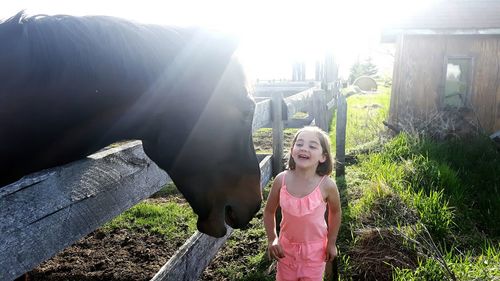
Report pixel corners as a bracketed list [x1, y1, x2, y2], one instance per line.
[389, 34, 404, 122]
[253, 81, 319, 98]
[254, 81, 318, 89]
[259, 154, 273, 189]
[283, 88, 315, 117]
[151, 229, 234, 281]
[393, 35, 447, 120]
[467, 36, 499, 132]
[312, 90, 328, 132]
[254, 97, 270, 103]
[255, 87, 310, 93]
[335, 95, 347, 177]
[252, 99, 272, 132]
[0, 141, 170, 281]
[256, 81, 317, 87]
[326, 84, 340, 127]
[150, 154, 273, 281]
[254, 88, 310, 98]
[327, 97, 336, 110]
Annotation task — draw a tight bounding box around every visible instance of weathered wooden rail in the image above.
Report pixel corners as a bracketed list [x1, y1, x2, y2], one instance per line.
[0, 81, 338, 281]
[0, 141, 170, 281]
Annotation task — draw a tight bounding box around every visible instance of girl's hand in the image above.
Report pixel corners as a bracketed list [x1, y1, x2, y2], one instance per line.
[325, 241, 337, 262]
[268, 238, 285, 260]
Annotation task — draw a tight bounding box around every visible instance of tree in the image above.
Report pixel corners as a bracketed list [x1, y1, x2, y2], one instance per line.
[348, 57, 378, 84]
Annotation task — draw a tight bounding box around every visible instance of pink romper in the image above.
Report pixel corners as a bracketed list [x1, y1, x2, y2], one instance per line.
[277, 172, 328, 281]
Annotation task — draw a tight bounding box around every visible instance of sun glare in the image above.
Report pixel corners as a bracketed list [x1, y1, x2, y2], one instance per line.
[1, 0, 437, 81]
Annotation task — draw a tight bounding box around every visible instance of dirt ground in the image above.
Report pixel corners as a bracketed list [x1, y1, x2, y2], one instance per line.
[22, 131, 292, 281]
[28, 228, 176, 281]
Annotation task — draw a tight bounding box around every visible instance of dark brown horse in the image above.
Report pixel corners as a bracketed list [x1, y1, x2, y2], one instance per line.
[0, 12, 261, 238]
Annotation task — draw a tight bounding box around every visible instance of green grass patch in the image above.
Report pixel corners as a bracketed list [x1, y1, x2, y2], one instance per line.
[393, 242, 500, 281]
[329, 86, 391, 152]
[331, 83, 499, 280]
[341, 133, 500, 280]
[149, 182, 181, 198]
[103, 200, 197, 240]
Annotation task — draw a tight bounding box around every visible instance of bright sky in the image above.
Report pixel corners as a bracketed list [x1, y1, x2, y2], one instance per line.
[1, 0, 437, 81]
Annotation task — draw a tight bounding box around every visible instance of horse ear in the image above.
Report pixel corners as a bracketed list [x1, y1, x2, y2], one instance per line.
[2, 11, 26, 24]
[0, 11, 27, 36]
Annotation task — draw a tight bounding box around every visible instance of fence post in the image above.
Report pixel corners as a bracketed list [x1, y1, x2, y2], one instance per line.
[312, 90, 328, 132]
[335, 94, 347, 177]
[272, 92, 284, 176]
[327, 82, 340, 125]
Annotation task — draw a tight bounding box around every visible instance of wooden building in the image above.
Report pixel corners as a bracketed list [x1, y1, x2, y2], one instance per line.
[382, 0, 500, 134]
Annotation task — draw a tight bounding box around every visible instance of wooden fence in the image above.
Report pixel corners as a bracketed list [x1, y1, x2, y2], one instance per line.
[0, 81, 338, 281]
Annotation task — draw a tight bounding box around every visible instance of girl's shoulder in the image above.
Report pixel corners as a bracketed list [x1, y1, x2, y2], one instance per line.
[320, 176, 338, 193]
[272, 171, 288, 189]
[323, 176, 337, 187]
[274, 171, 287, 182]
[277, 170, 288, 178]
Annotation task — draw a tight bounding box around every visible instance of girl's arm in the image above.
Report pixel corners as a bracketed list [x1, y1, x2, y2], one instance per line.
[263, 173, 285, 259]
[325, 178, 341, 262]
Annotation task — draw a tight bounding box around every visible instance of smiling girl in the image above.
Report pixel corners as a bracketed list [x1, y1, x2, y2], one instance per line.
[264, 126, 341, 281]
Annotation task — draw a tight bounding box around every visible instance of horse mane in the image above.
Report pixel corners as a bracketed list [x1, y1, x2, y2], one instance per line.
[0, 11, 240, 92]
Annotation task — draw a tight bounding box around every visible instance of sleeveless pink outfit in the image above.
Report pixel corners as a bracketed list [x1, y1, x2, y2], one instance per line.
[277, 172, 328, 281]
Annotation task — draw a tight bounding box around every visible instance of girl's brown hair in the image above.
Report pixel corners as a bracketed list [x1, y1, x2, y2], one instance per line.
[287, 126, 333, 176]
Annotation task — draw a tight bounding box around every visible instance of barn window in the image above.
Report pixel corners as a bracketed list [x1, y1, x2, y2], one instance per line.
[443, 57, 472, 108]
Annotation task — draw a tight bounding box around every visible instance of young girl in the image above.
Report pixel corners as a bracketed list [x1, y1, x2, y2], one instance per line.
[264, 126, 341, 281]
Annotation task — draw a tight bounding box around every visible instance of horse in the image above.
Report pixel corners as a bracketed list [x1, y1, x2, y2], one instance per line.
[0, 12, 262, 238]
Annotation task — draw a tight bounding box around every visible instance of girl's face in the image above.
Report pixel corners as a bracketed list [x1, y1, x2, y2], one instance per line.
[291, 130, 326, 170]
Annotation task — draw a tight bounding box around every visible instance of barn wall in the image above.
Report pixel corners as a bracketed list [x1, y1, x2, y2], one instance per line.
[391, 34, 500, 133]
[388, 35, 403, 122]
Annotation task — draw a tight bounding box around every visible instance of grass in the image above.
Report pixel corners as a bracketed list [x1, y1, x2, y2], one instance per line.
[103, 193, 197, 241]
[329, 86, 391, 151]
[148, 182, 181, 198]
[337, 98, 500, 280]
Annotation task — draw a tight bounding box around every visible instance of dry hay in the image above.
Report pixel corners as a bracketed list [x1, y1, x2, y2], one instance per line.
[398, 109, 483, 140]
[390, 108, 482, 140]
[348, 227, 419, 281]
